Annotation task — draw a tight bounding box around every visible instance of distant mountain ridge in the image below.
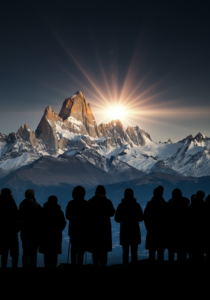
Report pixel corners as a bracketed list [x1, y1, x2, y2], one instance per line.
[0, 90, 210, 179]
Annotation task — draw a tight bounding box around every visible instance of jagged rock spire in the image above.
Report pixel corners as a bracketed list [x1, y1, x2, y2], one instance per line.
[59, 91, 99, 137]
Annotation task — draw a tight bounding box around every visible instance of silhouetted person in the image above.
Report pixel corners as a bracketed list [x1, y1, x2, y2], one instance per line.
[39, 196, 66, 267]
[188, 191, 205, 266]
[167, 188, 190, 263]
[204, 194, 210, 266]
[65, 186, 88, 265]
[144, 186, 168, 262]
[0, 188, 20, 268]
[86, 185, 115, 267]
[115, 188, 144, 265]
[19, 189, 42, 268]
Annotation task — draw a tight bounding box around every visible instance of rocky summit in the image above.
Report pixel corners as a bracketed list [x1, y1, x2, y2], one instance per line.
[0, 90, 210, 178]
[32, 91, 153, 156]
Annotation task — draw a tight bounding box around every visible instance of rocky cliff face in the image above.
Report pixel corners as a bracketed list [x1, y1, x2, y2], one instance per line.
[29, 91, 155, 156]
[59, 91, 99, 137]
[35, 106, 60, 155]
[126, 126, 152, 146]
[17, 124, 36, 147]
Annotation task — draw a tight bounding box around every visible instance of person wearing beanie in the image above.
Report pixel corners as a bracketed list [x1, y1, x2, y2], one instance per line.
[19, 189, 42, 268]
[188, 190, 205, 266]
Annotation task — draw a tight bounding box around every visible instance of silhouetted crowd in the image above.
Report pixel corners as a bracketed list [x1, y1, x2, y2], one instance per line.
[0, 185, 209, 268]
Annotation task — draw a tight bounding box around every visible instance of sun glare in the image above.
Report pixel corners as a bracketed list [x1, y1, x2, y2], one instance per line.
[54, 34, 194, 128]
[109, 105, 126, 120]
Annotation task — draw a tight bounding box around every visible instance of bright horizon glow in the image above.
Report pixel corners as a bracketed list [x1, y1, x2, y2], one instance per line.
[108, 105, 126, 120]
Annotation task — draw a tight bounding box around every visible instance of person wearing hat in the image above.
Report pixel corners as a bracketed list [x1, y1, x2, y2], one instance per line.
[19, 189, 42, 268]
[39, 195, 66, 267]
[144, 185, 168, 261]
[188, 190, 205, 266]
[86, 185, 115, 267]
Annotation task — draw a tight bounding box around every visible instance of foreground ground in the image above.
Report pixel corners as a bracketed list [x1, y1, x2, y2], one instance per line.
[0, 258, 209, 298]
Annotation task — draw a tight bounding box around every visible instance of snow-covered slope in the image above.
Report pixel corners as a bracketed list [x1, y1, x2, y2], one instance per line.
[117, 132, 210, 177]
[0, 132, 44, 178]
[64, 147, 146, 182]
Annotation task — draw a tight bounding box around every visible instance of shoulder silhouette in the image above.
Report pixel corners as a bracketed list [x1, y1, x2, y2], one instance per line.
[167, 188, 190, 262]
[65, 186, 88, 265]
[86, 185, 115, 267]
[39, 195, 66, 267]
[115, 188, 144, 265]
[144, 185, 168, 261]
[19, 189, 42, 268]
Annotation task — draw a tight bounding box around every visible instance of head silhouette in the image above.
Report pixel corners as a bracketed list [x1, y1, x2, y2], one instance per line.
[25, 189, 35, 199]
[194, 190, 205, 200]
[72, 186, 86, 200]
[1, 188, 11, 197]
[153, 185, 164, 197]
[172, 188, 182, 199]
[124, 188, 134, 199]
[48, 195, 58, 205]
[95, 185, 106, 195]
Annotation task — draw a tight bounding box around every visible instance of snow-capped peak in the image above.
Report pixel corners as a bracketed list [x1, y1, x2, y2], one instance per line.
[194, 132, 206, 140]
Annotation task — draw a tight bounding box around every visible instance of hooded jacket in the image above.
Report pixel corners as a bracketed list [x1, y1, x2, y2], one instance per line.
[144, 196, 168, 250]
[85, 194, 115, 253]
[114, 197, 143, 245]
[39, 201, 66, 254]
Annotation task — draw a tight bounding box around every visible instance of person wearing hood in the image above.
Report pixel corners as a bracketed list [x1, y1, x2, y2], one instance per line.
[204, 194, 210, 265]
[0, 188, 20, 268]
[86, 185, 115, 267]
[167, 188, 190, 262]
[188, 190, 205, 265]
[19, 189, 42, 268]
[65, 186, 88, 265]
[114, 188, 144, 265]
[144, 185, 168, 261]
[39, 195, 66, 267]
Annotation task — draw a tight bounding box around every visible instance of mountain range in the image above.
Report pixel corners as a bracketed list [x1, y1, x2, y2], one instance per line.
[0, 90, 210, 204]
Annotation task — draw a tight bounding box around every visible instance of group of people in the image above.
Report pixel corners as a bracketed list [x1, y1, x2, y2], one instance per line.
[0, 184, 209, 268]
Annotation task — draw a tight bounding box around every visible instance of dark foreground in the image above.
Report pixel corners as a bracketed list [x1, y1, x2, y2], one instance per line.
[0, 258, 209, 298]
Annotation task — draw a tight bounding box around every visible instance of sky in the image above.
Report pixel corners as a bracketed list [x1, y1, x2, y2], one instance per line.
[0, 0, 210, 143]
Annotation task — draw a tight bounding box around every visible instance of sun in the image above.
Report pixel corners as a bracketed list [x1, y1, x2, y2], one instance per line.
[108, 105, 126, 120]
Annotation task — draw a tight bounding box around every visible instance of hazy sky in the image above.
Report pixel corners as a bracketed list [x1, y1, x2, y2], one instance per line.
[1, 0, 210, 143]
